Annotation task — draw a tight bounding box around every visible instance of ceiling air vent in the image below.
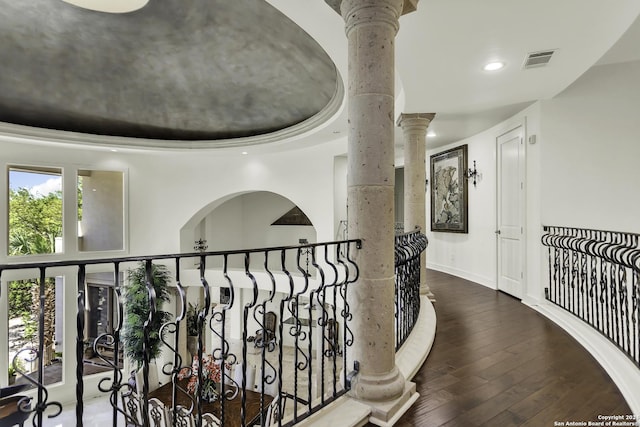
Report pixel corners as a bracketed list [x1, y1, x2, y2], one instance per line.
[523, 50, 556, 69]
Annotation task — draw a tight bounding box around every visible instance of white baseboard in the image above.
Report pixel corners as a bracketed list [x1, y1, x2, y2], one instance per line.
[426, 262, 496, 290]
[530, 302, 640, 417]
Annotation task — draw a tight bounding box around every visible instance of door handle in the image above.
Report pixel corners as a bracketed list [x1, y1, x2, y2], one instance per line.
[495, 230, 501, 235]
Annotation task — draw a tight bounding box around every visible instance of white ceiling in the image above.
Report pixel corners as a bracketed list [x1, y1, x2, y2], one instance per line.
[596, 13, 640, 66]
[269, 0, 640, 151]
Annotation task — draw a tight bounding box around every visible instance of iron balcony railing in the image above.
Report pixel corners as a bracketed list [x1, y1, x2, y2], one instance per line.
[394, 230, 428, 351]
[0, 239, 361, 427]
[542, 225, 640, 368]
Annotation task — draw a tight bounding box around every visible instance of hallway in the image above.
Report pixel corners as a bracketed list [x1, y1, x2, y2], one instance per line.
[394, 270, 632, 426]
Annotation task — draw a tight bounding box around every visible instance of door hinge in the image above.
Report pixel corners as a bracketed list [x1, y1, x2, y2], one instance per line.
[521, 272, 524, 279]
[521, 227, 523, 234]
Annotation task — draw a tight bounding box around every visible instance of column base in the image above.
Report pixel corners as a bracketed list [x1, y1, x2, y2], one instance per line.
[420, 286, 436, 302]
[349, 365, 406, 402]
[360, 381, 419, 426]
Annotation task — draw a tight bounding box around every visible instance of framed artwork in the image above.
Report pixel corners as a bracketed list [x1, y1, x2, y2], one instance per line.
[430, 144, 468, 233]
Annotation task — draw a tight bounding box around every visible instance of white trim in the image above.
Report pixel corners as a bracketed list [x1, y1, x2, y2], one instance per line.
[0, 77, 345, 151]
[427, 262, 497, 290]
[396, 296, 436, 381]
[528, 301, 640, 417]
[495, 123, 526, 299]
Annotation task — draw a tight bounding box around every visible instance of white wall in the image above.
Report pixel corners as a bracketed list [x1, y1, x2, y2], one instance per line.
[425, 61, 640, 304]
[540, 59, 640, 233]
[201, 191, 317, 271]
[534, 60, 640, 415]
[0, 140, 342, 264]
[0, 136, 345, 402]
[425, 129, 497, 288]
[425, 105, 540, 291]
[203, 191, 315, 252]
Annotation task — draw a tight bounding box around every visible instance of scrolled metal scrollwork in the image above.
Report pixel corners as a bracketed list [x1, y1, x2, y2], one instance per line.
[11, 348, 63, 424]
[0, 237, 363, 426]
[542, 225, 640, 368]
[393, 230, 428, 350]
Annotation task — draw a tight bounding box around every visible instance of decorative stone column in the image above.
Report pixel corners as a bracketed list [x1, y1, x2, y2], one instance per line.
[397, 113, 436, 300]
[341, 0, 407, 405]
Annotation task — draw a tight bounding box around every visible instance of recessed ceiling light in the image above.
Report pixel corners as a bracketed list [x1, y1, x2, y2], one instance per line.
[427, 131, 436, 138]
[242, 151, 248, 155]
[110, 149, 118, 152]
[484, 61, 505, 71]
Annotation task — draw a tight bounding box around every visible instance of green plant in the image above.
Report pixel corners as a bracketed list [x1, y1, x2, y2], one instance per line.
[22, 314, 38, 344]
[121, 262, 172, 369]
[186, 302, 201, 337]
[8, 280, 34, 319]
[9, 188, 62, 256]
[8, 357, 26, 377]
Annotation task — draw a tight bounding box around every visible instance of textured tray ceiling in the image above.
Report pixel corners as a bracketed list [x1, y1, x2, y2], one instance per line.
[0, 0, 338, 144]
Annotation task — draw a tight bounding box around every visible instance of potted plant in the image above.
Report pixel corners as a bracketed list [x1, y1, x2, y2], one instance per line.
[8, 366, 16, 385]
[8, 357, 26, 385]
[121, 262, 172, 370]
[186, 302, 201, 357]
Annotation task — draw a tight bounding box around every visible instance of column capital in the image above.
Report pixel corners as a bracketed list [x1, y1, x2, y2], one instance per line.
[325, 0, 419, 17]
[396, 112, 436, 128]
[340, 0, 404, 36]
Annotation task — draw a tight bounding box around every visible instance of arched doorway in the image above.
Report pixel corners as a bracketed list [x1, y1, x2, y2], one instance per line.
[181, 191, 316, 256]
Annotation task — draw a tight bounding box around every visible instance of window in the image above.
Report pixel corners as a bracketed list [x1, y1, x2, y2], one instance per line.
[78, 170, 124, 252]
[83, 273, 123, 375]
[8, 166, 63, 256]
[8, 277, 63, 389]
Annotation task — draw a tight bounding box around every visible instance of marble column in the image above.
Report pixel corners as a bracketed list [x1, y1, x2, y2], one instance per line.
[397, 113, 436, 300]
[341, 0, 405, 402]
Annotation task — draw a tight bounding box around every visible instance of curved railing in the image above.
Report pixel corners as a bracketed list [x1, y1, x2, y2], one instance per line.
[0, 239, 361, 427]
[394, 229, 428, 351]
[541, 225, 640, 368]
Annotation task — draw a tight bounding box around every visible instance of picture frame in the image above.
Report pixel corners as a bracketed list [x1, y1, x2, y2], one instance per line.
[430, 144, 468, 233]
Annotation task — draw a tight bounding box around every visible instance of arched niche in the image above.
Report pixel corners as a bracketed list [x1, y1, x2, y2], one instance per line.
[180, 190, 317, 260]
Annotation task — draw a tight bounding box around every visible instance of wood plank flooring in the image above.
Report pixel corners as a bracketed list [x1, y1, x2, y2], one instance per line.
[390, 270, 632, 427]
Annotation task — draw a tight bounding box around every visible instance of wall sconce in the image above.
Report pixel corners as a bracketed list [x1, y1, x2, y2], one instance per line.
[298, 238, 312, 276]
[194, 239, 208, 252]
[466, 160, 479, 187]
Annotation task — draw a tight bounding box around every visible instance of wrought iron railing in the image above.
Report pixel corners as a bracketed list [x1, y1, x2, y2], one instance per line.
[0, 239, 361, 427]
[542, 225, 640, 368]
[394, 230, 428, 351]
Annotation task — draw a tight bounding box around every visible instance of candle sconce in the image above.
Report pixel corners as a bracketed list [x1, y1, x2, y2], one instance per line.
[466, 160, 479, 187]
[194, 239, 208, 267]
[299, 238, 312, 276]
[194, 239, 208, 252]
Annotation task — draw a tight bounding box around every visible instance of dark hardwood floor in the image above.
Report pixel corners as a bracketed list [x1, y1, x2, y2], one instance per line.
[390, 269, 632, 427]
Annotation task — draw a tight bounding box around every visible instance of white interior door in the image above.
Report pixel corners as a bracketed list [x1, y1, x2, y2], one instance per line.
[496, 126, 525, 299]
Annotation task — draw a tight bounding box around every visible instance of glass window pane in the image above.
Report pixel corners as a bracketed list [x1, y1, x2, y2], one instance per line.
[78, 170, 124, 252]
[8, 166, 63, 256]
[8, 277, 63, 389]
[84, 273, 123, 376]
